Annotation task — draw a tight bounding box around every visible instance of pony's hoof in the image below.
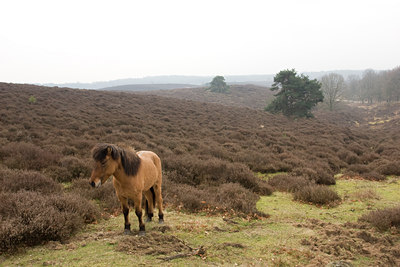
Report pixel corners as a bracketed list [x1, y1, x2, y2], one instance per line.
[124, 229, 131, 235]
[146, 217, 152, 223]
[159, 219, 164, 224]
[138, 231, 146, 236]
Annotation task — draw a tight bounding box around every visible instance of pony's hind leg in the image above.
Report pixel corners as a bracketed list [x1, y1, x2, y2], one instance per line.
[133, 192, 146, 236]
[144, 189, 155, 222]
[154, 184, 164, 223]
[119, 197, 131, 235]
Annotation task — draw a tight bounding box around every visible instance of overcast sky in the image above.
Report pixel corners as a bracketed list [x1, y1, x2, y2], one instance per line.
[1, 0, 399, 84]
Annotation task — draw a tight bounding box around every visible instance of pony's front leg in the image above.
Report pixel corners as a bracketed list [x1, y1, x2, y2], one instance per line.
[119, 197, 131, 235]
[133, 193, 145, 236]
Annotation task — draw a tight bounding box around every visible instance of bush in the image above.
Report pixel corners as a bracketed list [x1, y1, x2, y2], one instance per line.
[0, 191, 100, 252]
[215, 183, 260, 214]
[267, 174, 311, 192]
[346, 164, 371, 174]
[69, 178, 120, 212]
[162, 178, 261, 215]
[0, 168, 62, 194]
[58, 156, 91, 182]
[291, 167, 335, 185]
[363, 172, 386, 181]
[359, 206, 400, 231]
[163, 155, 272, 195]
[293, 185, 341, 206]
[0, 142, 60, 170]
[377, 161, 400, 176]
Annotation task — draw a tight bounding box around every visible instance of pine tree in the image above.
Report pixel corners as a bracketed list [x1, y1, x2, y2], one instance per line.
[265, 69, 323, 118]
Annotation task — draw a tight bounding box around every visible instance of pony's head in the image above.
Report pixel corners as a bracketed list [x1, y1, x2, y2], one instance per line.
[89, 143, 120, 188]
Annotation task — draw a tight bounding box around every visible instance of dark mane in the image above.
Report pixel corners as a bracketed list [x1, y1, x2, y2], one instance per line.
[92, 143, 141, 176]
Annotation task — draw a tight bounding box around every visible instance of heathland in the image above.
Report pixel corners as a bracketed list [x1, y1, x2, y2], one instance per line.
[1, 82, 400, 266]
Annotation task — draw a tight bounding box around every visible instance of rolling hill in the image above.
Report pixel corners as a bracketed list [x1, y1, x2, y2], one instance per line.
[1, 82, 400, 265]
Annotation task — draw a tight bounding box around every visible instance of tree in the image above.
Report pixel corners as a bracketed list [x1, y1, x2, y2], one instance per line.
[345, 75, 361, 101]
[208, 76, 229, 93]
[28, 96, 37, 104]
[320, 73, 345, 111]
[265, 69, 323, 118]
[360, 69, 378, 104]
[384, 67, 400, 102]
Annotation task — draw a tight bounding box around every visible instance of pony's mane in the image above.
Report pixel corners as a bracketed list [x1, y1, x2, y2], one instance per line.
[92, 143, 141, 176]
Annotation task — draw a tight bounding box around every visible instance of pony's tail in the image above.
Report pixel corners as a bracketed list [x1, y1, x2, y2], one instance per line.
[150, 186, 156, 209]
[145, 186, 156, 214]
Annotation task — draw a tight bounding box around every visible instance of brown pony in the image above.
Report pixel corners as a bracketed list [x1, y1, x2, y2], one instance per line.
[89, 143, 164, 236]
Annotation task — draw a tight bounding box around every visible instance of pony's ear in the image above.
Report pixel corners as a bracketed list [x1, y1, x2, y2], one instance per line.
[107, 146, 112, 156]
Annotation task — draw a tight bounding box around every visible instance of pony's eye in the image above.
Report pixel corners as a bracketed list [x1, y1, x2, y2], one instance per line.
[101, 160, 107, 166]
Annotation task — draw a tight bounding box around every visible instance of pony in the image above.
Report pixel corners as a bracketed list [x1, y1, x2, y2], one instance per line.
[89, 143, 164, 236]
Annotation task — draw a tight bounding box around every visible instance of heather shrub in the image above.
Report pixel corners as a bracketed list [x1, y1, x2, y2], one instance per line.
[346, 164, 371, 174]
[0, 168, 61, 194]
[359, 206, 400, 231]
[163, 155, 271, 195]
[57, 156, 91, 182]
[0, 142, 60, 170]
[168, 183, 209, 211]
[267, 174, 311, 192]
[0, 191, 100, 252]
[376, 161, 400, 176]
[293, 185, 341, 206]
[359, 152, 379, 164]
[163, 178, 261, 214]
[69, 178, 120, 212]
[338, 150, 360, 165]
[214, 183, 260, 214]
[362, 172, 386, 181]
[291, 167, 335, 185]
[348, 143, 365, 156]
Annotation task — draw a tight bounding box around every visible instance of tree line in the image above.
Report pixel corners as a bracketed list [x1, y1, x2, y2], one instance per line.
[343, 67, 400, 104]
[209, 66, 400, 118]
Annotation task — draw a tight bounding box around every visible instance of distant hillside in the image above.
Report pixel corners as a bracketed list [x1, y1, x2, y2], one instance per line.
[141, 84, 274, 110]
[101, 83, 199, 92]
[40, 71, 368, 90]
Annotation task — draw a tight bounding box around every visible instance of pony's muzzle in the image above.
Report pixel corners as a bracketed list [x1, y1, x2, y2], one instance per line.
[89, 180, 101, 188]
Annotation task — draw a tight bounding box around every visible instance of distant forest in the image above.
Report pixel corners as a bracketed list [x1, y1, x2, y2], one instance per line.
[341, 67, 400, 103]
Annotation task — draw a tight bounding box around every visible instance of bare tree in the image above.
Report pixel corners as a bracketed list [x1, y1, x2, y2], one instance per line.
[345, 75, 361, 101]
[360, 69, 378, 104]
[320, 73, 345, 110]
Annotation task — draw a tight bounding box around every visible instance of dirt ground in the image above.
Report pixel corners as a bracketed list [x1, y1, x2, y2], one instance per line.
[297, 219, 400, 266]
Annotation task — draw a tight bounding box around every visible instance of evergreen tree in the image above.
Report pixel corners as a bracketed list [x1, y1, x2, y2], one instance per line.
[265, 69, 323, 118]
[209, 76, 229, 93]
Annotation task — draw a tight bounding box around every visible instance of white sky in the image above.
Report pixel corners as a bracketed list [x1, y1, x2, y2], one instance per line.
[0, 0, 399, 83]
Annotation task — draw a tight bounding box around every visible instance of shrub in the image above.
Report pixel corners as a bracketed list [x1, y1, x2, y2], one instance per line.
[376, 161, 400, 176]
[346, 164, 371, 174]
[69, 178, 121, 212]
[163, 155, 272, 195]
[291, 167, 336, 185]
[359, 206, 400, 231]
[0, 168, 62, 194]
[57, 156, 91, 182]
[215, 183, 260, 214]
[0, 142, 60, 170]
[363, 172, 386, 181]
[293, 185, 341, 206]
[0, 191, 100, 252]
[162, 178, 261, 215]
[267, 174, 311, 192]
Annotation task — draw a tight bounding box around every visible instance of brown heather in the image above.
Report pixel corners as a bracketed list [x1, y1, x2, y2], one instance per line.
[1, 82, 400, 249]
[360, 206, 400, 231]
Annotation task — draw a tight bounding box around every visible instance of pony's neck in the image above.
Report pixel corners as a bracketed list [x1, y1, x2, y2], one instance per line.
[112, 158, 126, 182]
